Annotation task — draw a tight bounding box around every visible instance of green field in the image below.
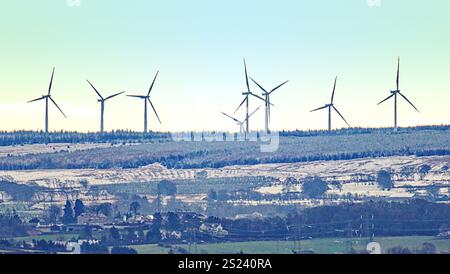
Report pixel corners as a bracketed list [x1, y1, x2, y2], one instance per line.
[10, 233, 78, 243]
[128, 236, 450, 254]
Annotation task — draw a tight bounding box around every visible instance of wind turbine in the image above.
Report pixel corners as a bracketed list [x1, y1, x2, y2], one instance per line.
[127, 71, 162, 133]
[377, 57, 419, 132]
[250, 77, 289, 133]
[234, 59, 267, 134]
[310, 76, 350, 131]
[28, 67, 67, 134]
[86, 80, 124, 133]
[221, 107, 261, 133]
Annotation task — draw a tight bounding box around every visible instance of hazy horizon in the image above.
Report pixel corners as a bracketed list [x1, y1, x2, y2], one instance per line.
[1, 0, 450, 132]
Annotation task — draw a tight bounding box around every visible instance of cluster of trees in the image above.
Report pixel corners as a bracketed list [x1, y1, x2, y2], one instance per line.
[207, 189, 263, 202]
[79, 242, 138, 254]
[386, 243, 437, 254]
[0, 239, 67, 254]
[32, 239, 67, 253]
[80, 242, 110, 254]
[45, 199, 87, 225]
[96, 212, 217, 246]
[207, 177, 329, 202]
[281, 125, 450, 137]
[301, 177, 329, 198]
[106, 180, 180, 216]
[217, 200, 450, 241]
[0, 212, 28, 238]
[0, 180, 39, 201]
[377, 170, 393, 190]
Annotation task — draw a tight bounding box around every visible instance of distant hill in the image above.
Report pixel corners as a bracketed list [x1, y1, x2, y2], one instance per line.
[0, 125, 449, 146]
[0, 126, 449, 170]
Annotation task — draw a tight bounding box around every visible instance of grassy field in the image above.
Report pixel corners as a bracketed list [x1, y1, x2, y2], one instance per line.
[128, 236, 450, 254]
[10, 233, 79, 243]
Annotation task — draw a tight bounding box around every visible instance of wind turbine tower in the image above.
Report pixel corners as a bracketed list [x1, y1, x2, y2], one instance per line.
[28, 67, 67, 134]
[127, 71, 162, 133]
[234, 59, 266, 134]
[221, 106, 261, 133]
[377, 57, 420, 132]
[250, 78, 289, 133]
[310, 76, 350, 131]
[86, 80, 124, 133]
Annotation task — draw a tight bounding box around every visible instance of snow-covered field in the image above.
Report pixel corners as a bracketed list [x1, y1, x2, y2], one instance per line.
[0, 142, 113, 157]
[1, 155, 449, 194]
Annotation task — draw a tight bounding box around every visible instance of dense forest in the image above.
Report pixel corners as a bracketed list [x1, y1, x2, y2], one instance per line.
[0, 125, 449, 146]
[280, 125, 450, 137]
[0, 130, 171, 146]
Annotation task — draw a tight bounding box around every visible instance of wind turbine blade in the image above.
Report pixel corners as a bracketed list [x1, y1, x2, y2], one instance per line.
[234, 97, 247, 114]
[148, 99, 162, 124]
[127, 95, 146, 98]
[269, 80, 289, 95]
[331, 76, 337, 103]
[397, 57, 400, 91]
[398, 92, 420, 112]
[250, 92, 272, 105]
[148, 71, 159, 96]
[245, 106, 261, 122]
[86, 80, 104, 100]
[244, 58, 251, 93]
[105, 91, 125, 101]
[28, 96, 46, 103]
[310, 105, 328, 112]
[48, 67, 55, 95]
[49, 97, 67, 118]
[332, 105, 350, 127]
[221, 112, 240, 123]
[377, 94, 395, 105]
[249, 77, 269, 94]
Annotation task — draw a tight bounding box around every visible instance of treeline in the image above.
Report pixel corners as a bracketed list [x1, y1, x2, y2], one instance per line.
[1, 125, 449, 146]
[0, 148, 199, 170]
[280, 125, 450, 137]
[0, 130, 171, 146]
[220, 199, 450, 241]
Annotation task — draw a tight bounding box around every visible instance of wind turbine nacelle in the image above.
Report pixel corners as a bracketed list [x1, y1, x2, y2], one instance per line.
[390, 90, 399, 94]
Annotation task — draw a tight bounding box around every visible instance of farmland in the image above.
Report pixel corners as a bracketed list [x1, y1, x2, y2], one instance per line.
[1, 154, 449, 217]
[128, 236, 450, 254]
[1, 129, 450, 215]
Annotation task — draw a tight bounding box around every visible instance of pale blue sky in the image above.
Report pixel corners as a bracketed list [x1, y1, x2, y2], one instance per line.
[1, 0, 450, 132]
